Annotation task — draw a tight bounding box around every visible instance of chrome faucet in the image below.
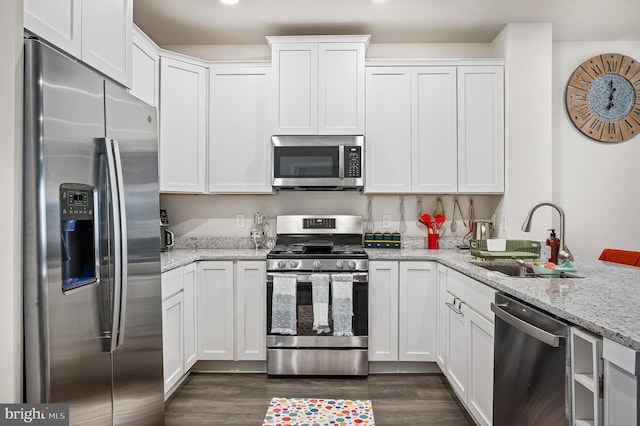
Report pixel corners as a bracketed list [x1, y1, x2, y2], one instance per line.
[521, 201, 574, 262]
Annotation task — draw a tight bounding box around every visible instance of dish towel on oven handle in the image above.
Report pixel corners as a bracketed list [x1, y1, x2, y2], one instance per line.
[331, 274, 354, 337]
[311, 274, 330, 334]
[271, 273, 297, 335]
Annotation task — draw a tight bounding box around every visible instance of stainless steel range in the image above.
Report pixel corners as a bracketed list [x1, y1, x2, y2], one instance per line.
[266, 215, 368, 376]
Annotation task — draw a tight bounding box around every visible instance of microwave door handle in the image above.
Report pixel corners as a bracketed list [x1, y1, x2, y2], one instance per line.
[338, 145, 345, 178]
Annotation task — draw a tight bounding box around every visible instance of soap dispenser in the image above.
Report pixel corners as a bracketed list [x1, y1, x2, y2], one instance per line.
[546, 229, 560, 265]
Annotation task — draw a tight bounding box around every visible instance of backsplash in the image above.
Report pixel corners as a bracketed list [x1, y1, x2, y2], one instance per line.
[160, 192, 503, 241]
[173, 235, 466, 250]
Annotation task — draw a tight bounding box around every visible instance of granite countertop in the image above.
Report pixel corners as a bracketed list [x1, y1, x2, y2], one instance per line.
[162, 246, 640, 352]
[161, 248, 269, 272]
[368, 247, 640, 352]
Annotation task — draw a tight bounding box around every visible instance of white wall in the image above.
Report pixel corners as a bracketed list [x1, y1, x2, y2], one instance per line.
[0, 0, 23, 403]
[490, 23, 554, 241]
[553, 42, 640, 258]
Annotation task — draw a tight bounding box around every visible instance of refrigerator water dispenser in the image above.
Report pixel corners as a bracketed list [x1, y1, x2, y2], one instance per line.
[60, 183, 97, 292]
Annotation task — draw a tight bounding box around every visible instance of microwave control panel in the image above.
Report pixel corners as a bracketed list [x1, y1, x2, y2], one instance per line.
[345, 146, 362, 178]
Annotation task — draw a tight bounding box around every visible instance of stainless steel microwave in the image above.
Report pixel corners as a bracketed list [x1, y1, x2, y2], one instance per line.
[271, 135, 364, 190]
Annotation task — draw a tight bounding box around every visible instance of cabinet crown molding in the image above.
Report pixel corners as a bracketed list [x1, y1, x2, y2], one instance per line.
[266, 35, 371, 48]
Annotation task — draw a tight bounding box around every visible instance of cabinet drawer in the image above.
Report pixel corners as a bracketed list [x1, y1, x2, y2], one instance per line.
[162, 267, 184, 300]
[446, 268, 496, 322]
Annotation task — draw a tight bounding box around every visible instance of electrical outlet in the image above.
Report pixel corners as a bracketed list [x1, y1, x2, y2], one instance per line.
[382, 215, 392, 229]
[501, 215, 507, 231]
[235, 214, 245, 228]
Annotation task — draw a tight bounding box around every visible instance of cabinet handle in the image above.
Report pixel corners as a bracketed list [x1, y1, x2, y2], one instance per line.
[446, 298, 464, 316]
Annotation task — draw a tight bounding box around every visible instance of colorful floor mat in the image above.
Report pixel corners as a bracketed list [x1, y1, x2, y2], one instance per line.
[262, 397, 375, 425]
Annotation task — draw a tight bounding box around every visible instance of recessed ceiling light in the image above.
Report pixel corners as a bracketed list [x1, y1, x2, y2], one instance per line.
[220, 0, 239, 4]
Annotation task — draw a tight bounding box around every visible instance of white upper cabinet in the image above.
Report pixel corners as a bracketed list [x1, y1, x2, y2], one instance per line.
[365, 61, 504, 194]
[268, 36, 368, 135]
[457, 66, 505, 193]
[130, 26, 159, 107]
[365, 68, 412, 193]
[159, 55, 208, 193]
[24, 0, 132, 87]
[208, 65, 272, 193]
[81, 0, 132, 87]
[366, 66, 457, 194]
[412, 68, 458, 193]
[24, 0, 82, 57]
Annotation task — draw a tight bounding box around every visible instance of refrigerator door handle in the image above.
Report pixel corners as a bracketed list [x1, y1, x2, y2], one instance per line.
[104, 138, 129, 350]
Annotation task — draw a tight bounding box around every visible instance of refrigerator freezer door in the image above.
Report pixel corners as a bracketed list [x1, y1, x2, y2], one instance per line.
[105, 82, 165, 425]
[23, 39, 114, 425]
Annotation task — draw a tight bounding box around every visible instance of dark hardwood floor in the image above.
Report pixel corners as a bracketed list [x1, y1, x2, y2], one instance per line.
[165, 373, 475, 425]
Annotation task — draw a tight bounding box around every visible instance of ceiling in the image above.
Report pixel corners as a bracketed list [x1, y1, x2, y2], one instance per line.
[133, 0, 640, 46]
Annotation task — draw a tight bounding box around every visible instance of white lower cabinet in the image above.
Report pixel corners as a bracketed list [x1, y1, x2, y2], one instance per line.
[369, 261, 436, 362]
[197, 261, 266, 361]
[435, 264, 448, 371]
[398, 262, 437, 361]
[161, 266, 190, 395]
[571, 327, 603, 426]
[162, 291, 183, 394]
[369, 261, 399, 361]
[602, 338, 640, 426]
[441, 266, 495, 426]
[183, 263, 198, 371]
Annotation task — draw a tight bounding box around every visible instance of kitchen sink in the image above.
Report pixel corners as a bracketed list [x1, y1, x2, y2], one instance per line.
[471, 262, 583, 278]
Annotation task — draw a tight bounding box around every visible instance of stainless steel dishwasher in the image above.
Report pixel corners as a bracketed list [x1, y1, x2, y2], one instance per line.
[491, 292, 571, 425]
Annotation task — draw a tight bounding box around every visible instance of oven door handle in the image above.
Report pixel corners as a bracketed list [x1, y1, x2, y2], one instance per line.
[267, 273, 368, 283]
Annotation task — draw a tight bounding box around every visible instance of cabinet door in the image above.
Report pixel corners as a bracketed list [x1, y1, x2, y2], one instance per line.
[159, 56, 208, 193]
[445, 290, 467, 401]
[209, 66, 271, 193]
[603, 338, 639, 426]
[368, 261, 399, 361]
[398, 261, 437, 362]
[81, 0, 132, 86]
[130, 27, 159, 107]
[197, 261, 234, 360]
[318, 43, 365, 135]
[183, 263, 198, 371]
[235, 261, 266, 361]
[435, 264, 448, 371]
[272, 43, 318, 135]
[365, 68, 412, 193]
[457, 66, 504, 193]
[412, 67, 458, 193]
[162, 291, 183, 394]
[24, 0, 82, 58]
[466, 306, 494, 426]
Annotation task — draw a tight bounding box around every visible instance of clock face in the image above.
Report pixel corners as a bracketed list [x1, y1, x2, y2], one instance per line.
[565, 53, 640, 142]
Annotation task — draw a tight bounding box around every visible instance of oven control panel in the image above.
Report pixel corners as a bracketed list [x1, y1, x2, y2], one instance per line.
[303, 218, 336, 229]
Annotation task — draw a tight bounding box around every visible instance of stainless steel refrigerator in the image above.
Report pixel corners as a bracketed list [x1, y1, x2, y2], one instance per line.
[23, 38, 165, 425]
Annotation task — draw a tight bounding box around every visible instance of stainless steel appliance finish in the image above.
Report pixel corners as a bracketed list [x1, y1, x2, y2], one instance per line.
[266, 215, 369, 376]
[267, 349, 368, 376]
[492, 292, 571, 426]
[272, 135, 364, 190]
[160, 209, 174, 252]
[23, 38, 164, 425]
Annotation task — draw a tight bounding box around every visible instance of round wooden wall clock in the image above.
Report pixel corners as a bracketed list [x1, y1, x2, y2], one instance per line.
[565, 53, 640, 142]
